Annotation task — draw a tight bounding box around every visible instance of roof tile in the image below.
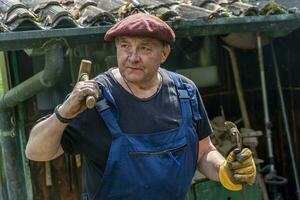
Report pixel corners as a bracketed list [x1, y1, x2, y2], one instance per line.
[173, 3, 213, 19]
[0, 0, 294, 32]
[96, 0, 126, 13]
[77, 3, 115, 26]
[0, 0, 39, 30]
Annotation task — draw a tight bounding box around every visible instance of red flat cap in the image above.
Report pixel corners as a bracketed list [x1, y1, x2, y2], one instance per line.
[104, 13, 175, 43]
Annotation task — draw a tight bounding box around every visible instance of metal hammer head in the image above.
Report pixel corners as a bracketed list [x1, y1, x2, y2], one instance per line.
[77, 60, 92, 82]
[224, 121, 242, 151]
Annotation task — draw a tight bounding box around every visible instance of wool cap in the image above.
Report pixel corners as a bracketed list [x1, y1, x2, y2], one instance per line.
[104, 13, 175, 43]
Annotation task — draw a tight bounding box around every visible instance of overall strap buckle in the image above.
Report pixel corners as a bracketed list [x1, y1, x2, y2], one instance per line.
[95, 84, 122, 137]
[168, 71, 201, 121]
[95, 84, 111, 112]
[96, 98, 110, 112]
[178, 88, 190, 99]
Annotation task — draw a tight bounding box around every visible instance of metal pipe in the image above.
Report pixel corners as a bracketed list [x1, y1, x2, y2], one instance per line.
[0, 43, 64, 111]
[256, 33, 287, 199]
[0, 42, 64, 200]
[257, 33, 275, 170]
[0, 112, 26, 200]
[271, 43, 300, 200]
[223, 45, 251, 128]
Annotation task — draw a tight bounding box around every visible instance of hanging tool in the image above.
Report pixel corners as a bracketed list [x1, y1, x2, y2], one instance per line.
[75, 154, 81, 168]
[65, 154, 75, 191]
[45, 161, 52, 186]
[270, 43, 300, 200]
[223, 45, 269, 200]
[256, 32, 287, 199]
[224, 121, 246, 200]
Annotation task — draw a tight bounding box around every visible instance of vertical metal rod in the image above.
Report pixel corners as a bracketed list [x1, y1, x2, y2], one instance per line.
[256, 33, 275, 172]
[16, 104, 33, 200]
[257, 33, 287, 200]
[271, 43, 300, 199]
[0, 52, 28, 200]
[223, 45, 251, 128]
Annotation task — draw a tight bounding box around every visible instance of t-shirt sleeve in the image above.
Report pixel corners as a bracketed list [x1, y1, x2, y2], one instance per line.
[61, 73, 110, 155]
[195, 88, 213, 140]
[61, 111, 86, 155]
[178, 74, 213, 140]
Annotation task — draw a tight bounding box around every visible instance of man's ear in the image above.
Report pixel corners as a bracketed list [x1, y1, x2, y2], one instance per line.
[161, 44, 171, 64]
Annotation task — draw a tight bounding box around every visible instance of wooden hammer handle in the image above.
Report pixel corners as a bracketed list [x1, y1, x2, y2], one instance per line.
[78, 60, 96, 109]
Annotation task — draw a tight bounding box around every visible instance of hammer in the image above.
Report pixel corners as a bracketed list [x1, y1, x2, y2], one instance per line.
[224, 121, 243, 161]
[77, 59, 96, 109]
[225, 121, 247, 200]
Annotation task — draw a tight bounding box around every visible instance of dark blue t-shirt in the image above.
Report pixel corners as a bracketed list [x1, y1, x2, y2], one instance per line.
[61, 68, 212, 196]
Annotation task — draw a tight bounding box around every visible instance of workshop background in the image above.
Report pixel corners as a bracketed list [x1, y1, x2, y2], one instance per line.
[0, 0, 300, 199]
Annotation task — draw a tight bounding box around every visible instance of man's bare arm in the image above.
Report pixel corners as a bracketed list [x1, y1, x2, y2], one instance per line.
[25, 80, 99, 161]
[197, 136, 225, 181]
[25, 113, 67, 161]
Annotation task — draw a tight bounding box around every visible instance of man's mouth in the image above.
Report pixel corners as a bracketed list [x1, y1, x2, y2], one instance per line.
[127, 67, 143, 70]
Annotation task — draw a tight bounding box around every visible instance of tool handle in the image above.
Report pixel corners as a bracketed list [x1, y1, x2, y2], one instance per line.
[45, 161, 52, 186]
[78, 64, 96, 109]
[86, 96, 96, 109]
[233, 148, 243, 162]
[75, 154, 81, 168]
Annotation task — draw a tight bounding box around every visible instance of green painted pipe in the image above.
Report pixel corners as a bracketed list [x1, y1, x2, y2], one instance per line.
[0, 43, 64, 111]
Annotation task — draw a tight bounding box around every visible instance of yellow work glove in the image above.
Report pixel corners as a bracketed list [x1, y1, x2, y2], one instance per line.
[219, 148, 256, 191]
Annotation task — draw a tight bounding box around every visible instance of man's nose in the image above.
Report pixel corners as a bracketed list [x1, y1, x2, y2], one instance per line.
[128, 49, 140, 63]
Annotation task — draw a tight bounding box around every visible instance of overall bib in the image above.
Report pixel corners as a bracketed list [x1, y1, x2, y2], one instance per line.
[89, 72, 201, 200]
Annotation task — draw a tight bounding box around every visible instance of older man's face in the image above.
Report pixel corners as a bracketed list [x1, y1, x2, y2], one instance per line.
[115, 36, 170, 84]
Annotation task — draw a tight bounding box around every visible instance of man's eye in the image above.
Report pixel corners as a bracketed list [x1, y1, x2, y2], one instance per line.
[141, 46, 150, 51]
[120, 44, 128, 48]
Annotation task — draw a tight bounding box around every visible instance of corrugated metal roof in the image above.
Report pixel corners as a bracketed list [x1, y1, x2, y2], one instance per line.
[0, 0, 296, 32]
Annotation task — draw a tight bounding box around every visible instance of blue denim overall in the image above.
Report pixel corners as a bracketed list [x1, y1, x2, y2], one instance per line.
[92, 72, 201, 200]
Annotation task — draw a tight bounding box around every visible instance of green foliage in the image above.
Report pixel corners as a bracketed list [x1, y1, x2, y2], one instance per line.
[259, 2, 287, 16]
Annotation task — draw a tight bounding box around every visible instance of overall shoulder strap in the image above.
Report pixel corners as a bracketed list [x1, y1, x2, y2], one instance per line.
[95, 81, 122, 138]
[168, 71, 201, 121]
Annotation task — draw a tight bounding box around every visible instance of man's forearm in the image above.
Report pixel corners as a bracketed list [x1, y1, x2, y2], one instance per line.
[25, 113, 67, 161]
[198, 147, 225, 181]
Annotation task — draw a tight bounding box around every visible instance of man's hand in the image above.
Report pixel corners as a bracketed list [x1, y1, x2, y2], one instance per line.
[59, 80, 99, 119]
[219, 148, 256, 191]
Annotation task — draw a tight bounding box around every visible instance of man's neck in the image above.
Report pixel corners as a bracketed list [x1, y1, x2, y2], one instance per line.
[112, 68, 162, 98]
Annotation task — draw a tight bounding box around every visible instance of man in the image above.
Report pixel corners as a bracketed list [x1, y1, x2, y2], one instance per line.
[26, 12, 256, 200]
